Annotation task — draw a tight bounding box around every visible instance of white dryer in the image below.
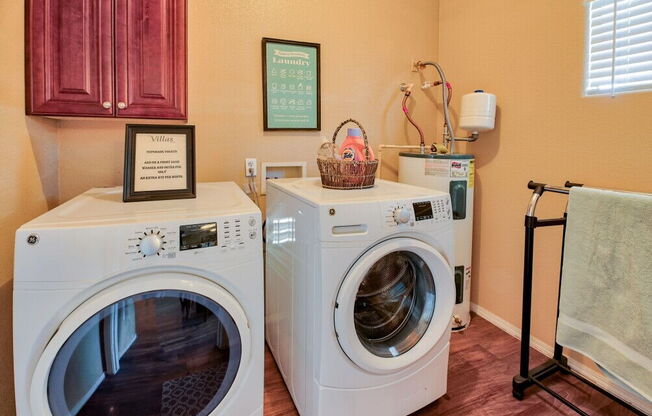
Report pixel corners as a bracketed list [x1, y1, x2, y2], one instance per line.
[265, 178, 455, 416]
[13, 183, 264, 416]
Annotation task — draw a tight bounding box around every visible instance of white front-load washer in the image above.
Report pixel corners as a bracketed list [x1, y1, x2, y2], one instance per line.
[265, 178, 455, 416]
[13, 183, 264, 416]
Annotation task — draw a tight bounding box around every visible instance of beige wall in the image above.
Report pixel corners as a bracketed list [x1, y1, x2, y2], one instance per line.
[0, 0, 60, 414]
[438, 0, 652, 351]
[58, 0, 440, 203]
[1, 1, 439, 414]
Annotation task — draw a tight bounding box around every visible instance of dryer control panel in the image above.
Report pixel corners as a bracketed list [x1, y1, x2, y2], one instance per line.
[126, 226, 176, 259]
[124, 214, 259, 261]
[382, 196, 452, 229]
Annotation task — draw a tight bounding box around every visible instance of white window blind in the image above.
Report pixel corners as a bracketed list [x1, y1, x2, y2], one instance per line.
[585, 0, 652, 96]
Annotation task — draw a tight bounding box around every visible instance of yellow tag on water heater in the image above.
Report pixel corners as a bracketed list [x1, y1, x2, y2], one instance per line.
[468, 159, 475, 188]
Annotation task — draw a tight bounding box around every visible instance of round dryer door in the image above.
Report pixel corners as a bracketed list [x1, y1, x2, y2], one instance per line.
[29, 273, 251, 416]
[334, 238, 454, 374]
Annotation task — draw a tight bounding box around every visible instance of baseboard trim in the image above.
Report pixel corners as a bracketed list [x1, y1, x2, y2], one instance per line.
[69, 372, 105, 416]
[119, 333, 137, 359]
[470, 302, 651, 414]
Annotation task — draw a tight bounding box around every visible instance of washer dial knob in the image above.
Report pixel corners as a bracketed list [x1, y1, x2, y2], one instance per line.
[138, 231, 165, 256]
[393, 207, 411, 224]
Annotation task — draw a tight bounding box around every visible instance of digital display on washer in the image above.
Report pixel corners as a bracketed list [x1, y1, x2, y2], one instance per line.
[179, 222, 218, 251]
[413, 201, 434, 221]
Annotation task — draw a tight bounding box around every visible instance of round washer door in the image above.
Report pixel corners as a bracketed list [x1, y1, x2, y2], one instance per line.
[29, 272, 251, 416]
[334, 238, 454, 374]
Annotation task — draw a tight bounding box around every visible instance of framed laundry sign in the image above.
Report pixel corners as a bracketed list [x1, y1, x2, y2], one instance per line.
[262, 37, 321, 130]
[123, 124, 196, 202]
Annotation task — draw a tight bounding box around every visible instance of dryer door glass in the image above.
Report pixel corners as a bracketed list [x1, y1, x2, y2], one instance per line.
[46, 290, 241, 416]
[354, 251, 436, 357]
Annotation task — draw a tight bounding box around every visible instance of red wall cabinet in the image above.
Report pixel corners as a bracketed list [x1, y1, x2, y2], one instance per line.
[26, 0, 187, 120]
[26, 0, 114, 117]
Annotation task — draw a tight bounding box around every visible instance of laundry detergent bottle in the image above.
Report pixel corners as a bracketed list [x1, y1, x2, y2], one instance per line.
[339, 128, 375, 161]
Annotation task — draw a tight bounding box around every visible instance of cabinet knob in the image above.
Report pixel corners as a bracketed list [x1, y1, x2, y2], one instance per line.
[117, 101, 127, 109]
[102, 101, 112, 109]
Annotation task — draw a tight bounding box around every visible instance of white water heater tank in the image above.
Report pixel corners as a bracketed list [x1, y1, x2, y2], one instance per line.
[459, 90, 496, 133]
[398, 153, 475, 331]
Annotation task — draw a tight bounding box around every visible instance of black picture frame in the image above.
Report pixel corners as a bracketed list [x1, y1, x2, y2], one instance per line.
[262, 37, 321, 131]
[123, 124, 196, 202]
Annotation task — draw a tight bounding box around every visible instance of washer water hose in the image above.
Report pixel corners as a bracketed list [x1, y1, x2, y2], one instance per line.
[400, 87, 426, 154]
[417, 61, 456, 154]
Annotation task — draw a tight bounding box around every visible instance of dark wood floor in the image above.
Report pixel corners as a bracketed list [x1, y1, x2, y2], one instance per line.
[264, 314, 638, 416]
[80, 298, 229, 416]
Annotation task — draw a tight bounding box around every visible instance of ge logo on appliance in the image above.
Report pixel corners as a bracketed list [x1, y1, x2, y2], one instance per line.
[26, 234, 39, 245]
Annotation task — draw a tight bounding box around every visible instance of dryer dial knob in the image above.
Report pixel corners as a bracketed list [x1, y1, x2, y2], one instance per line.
[393, 207, 411, 224]
[140, 235, 163, 256]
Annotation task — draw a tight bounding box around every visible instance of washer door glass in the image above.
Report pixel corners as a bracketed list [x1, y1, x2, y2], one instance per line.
[354, 251, 435, 358]
[46, 290, 241, 416]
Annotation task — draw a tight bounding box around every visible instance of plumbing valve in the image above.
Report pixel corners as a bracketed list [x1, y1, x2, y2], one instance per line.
[421, 80, 443, 90]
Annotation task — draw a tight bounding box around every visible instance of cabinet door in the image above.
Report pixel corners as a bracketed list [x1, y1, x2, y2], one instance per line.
[115, 0, 187, 119]
[26, 0, 114, 117]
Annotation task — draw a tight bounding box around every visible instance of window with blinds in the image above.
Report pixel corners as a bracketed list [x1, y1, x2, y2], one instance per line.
[585, 0, 652, 96]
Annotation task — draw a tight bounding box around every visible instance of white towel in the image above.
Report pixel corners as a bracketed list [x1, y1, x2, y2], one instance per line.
[557, 187, 652, 402]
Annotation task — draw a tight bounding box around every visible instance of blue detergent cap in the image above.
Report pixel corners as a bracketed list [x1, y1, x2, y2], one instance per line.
[347, 128, 362, 137]
[474, 89, 485, 93]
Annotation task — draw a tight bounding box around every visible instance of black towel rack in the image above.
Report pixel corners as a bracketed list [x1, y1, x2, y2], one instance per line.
[511, 180, 646, 416]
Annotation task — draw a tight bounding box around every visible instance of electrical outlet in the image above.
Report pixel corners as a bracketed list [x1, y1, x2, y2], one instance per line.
[245, 158, 257, 177]
[411, 59, 421, 72]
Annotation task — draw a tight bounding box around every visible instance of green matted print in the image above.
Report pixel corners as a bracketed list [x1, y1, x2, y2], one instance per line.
[262, 38, 320, 130]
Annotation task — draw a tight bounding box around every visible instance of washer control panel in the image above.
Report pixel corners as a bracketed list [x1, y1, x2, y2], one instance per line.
[124, 215, 259, 261]
[382, 196, 451, 229]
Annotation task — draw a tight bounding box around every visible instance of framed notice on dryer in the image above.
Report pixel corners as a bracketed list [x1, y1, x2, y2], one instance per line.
[123, 124, 196, 202]
[262, 37, 321, 130]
